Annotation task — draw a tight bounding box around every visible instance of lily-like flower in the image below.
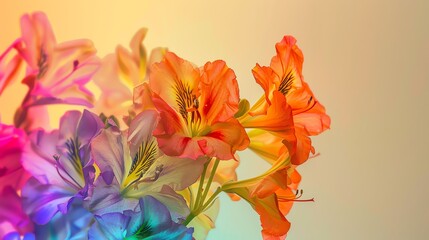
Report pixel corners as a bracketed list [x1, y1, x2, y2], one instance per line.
[21, 110, 103, 224]
[93, 28, 167, 123]
[140, 52, 249, 160]
[16, 12, 100, 107]
[222, 152, 306, 239]
[1, 12, 100, 130]
[89, 196, 193, 240]
[88, 109, 205, 218]
[239, 35, 330, 165]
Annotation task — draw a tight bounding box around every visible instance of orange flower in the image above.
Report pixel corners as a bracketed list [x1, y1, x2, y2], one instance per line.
[222, 152, 303, 239]
[139, 52, 249, 160]
[241, 35, 330, 165]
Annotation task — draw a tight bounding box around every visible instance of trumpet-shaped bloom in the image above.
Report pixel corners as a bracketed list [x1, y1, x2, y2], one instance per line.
[89, 196, 193, 240]
[241, 35, 330, 166]
[94, 28, 167, 121]
[88, 109, 205, 218]
[143, 52, 249, 160]
[14, 12, 100, 108]
[222, 151, 307, 239]
[21, 110, 103, 224]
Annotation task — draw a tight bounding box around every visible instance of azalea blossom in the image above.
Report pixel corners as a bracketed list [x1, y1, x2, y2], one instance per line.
[139, 52, 249, 160]
[87, 109, 205, 218]
[21, 110, 103, 224]
[89, 196, 193, 240]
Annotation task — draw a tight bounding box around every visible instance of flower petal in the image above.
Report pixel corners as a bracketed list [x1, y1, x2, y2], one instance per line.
[21, 178, 73, 224]
[224, 187, 290, 238]
[91, 128, 126, 185]
[149, 52, 200, 112]
[199, 60, 239, 124]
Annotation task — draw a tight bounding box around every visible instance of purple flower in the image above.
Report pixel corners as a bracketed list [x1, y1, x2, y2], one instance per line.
[21, 110, 103, 224]
[89, 196, 193, 240]
[33, 203, 93, 240]
[87, 110, 205, 219]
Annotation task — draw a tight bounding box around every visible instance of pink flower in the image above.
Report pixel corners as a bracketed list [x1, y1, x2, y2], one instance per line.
[0, 123, 29, 192]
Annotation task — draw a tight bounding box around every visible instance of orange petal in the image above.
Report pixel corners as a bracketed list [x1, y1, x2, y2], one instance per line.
[225, 187, 290, 238]
[291, 126, 314, 165]
[252, 64, 276, 106]
[149, 52, 200, 113]
[247, 129, 286, 164]
[199, 60, 239, 124]
[241, 91, 296, 142]
[270, 36, 304, 95]
[289, 82, 331, 135]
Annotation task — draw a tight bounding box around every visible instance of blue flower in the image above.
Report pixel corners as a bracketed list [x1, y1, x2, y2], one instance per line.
[89, 196, 193, 240]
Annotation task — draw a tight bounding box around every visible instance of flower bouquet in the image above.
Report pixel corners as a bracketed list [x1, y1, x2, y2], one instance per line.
[0, 12, 330, 240]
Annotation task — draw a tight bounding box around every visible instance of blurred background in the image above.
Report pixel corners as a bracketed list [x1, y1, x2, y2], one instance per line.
[0, 0, 428, 239]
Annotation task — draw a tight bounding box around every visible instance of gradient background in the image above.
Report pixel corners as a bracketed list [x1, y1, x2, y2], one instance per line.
[1, 1, 428, 239]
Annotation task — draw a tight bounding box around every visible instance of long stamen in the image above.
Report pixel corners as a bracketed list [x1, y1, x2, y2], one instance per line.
[123, 140, 158, 189]
[278, 70, 295, 95]
[278, 189, 314, 202]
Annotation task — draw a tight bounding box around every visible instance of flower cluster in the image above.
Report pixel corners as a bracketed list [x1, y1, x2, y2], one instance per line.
[0, 12, 330, 240]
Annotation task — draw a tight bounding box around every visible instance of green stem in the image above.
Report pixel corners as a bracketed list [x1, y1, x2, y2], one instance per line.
[184, 158, 221, 226]
[194, 159, 210, 210]
[201, 187, 222, 211]
[183, 212, 196, 226]
[199, 158, 220, 209]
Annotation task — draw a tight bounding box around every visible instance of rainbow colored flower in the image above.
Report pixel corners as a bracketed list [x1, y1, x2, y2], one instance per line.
[0, 11, 330, 240]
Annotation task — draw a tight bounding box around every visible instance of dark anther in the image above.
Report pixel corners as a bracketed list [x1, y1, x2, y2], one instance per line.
[73, 60, 79, 70]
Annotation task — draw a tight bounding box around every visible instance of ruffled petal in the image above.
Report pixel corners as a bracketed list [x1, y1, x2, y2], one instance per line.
[288, 82, 331, 135]
[149, 52, 200, 112]
[199, 60, 239, 124]
[270, 35, 304, 95]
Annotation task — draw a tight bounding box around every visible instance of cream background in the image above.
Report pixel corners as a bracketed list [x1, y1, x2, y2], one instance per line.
[0, 1, 428, 239]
